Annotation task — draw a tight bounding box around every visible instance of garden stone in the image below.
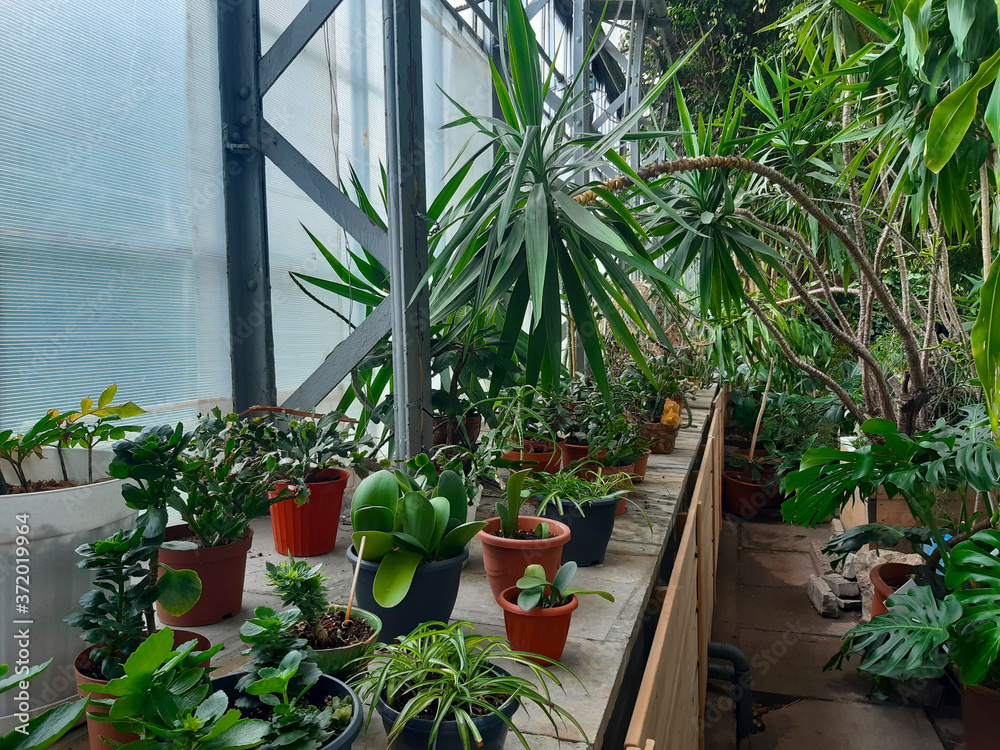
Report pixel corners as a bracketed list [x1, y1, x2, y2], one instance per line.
[822, 573, 859, 598]
[808, 575, 839, 618]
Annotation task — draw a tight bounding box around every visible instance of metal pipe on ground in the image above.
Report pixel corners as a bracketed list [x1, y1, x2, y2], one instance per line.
[708, 641, 753, 745]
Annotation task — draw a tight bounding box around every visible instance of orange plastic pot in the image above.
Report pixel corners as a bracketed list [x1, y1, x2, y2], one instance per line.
[501, 441, 560, 473]
[75, 630, 211, 750]
[156, 525, 253, 626]
[963, 682, 1000, 750]
[631, 449, 652, 482]
[870, 562, 916, 617]
[559, 442, 604, 469]
[269, 468, 349, 557]
[476, 516, 571, 601]
[498, 586, 578, 664]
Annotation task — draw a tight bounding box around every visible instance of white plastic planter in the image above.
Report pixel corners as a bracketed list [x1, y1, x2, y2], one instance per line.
[0, 448, 135, 734]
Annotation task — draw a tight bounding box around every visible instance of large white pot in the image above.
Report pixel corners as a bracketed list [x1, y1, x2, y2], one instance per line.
[0, 447, 135, 733]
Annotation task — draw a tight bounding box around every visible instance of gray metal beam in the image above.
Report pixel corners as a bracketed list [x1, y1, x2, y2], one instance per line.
[526, 0, 548, 18]
[258, 0, 344, 94]
[217, 0, 277, 411]
[384, 0, 433, 458]
[258, 120, 390, 268]
[281, 297, 393, 410]
[570, 0, 592, 133]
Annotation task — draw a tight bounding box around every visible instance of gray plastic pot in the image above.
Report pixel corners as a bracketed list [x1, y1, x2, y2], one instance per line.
[346, 546, 468, 642]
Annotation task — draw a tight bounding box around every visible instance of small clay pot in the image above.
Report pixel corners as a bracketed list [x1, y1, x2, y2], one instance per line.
[630, 449, 652, 482]
[270, 468, 350, 557]
[498, 586, 579, 664]
[963, 682, 1000, 750]
[432, 413, 482, 446]
[156, 525, 253, 626]
[559, 442, 604, 468]
[501, 441, 560, 473]
[870, 562, 916, 617]
[476, 517, 571, 600]
[721, 470, 782, 519]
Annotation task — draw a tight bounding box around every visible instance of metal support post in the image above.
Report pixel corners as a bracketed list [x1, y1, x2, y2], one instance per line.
[384, 0, 432, 458]
[217, 0, 277, 411]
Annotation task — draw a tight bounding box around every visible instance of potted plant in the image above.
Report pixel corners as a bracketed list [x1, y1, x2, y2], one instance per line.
[476, 468, 571, 599]
[497, 562, 614, 662]
[265, 558, 382, 676]
[616, 359, 693, 454]
[353, 621, 586, 750]
[65, 525, 205, 750]
[0, 386, 144, 729]
[480, 385, 561, 474]
[347, 469, 486, 640]
[249, 409, 372, 557]
[525, 470, 633, 567]
[723, 366, 782, 518]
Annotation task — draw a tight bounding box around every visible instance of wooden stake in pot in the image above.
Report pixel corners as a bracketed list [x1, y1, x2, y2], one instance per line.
[345, 534, 366, 623]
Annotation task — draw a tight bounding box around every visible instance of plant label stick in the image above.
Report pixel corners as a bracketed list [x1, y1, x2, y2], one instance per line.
[346, 534, 367, 622]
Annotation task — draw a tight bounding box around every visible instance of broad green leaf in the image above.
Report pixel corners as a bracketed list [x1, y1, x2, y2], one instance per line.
[157, 565, 203, 617]
[353, 506, 395, 534]
[945, 530, 1000, 684]
[352, 530, 395, 562]
[835, 0, 895, 41]
[439, 521, 488, 560]
[0, 697, 88, 750]
[372, 549, 422, 607]
[399, 491, 437, 550]
[525, 182, 549, 325]
[972, 257, 1000, 438]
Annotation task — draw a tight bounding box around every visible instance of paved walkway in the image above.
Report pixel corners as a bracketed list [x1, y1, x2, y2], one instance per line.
[705, 518, 950, 750]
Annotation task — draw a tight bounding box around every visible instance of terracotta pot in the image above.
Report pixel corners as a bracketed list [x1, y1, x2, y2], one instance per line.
[630, 449, 652, 482]
[963, 682, 1000, 750]
[580, 461, 636, 490]
[476, 517, 571, 601]
[500, 441, 560, 473]
[156, 525, 253, 626]
[74, 630, 211, 750]
[559, 442, 604, 469]
[639, 422, 678, 454]
[432, 414, 482, 446]
[721, 470, 782, 520]
[498, 586, 579, 664]
[870, 562, 916, 617]
[269, 468, 349, 556]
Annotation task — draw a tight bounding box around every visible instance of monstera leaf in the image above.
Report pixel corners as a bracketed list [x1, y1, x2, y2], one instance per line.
[945, 529, 1000, 685]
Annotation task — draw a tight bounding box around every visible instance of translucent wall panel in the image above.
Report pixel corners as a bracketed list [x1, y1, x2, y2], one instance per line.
[0, 0, 230, 429]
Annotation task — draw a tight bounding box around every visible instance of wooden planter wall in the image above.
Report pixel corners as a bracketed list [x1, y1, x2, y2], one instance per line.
[625, 390, 725, 750]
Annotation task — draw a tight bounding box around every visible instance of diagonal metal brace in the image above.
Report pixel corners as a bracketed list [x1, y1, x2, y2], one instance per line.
[259, 119, 389, 268]
[281, 296, 393, 410]
[258, 0, 345, 94]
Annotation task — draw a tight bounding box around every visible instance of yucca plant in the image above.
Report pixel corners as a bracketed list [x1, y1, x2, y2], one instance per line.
[352, 621, 585, 750]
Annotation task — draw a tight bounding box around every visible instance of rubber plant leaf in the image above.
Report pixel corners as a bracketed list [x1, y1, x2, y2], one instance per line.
[156, 564, 203, 617]
[925, 49, 1000, 172]
[372, 549, 423, 608]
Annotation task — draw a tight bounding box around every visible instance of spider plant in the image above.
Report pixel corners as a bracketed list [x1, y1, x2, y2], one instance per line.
[524, 469, 628, 516]
[352, 621, 585, 750]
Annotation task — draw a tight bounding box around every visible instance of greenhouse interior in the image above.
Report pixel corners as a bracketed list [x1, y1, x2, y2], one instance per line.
[2, 0, 1000, 748]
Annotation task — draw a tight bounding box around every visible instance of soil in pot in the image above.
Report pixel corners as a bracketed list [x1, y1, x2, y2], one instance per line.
[476, 517, 571, 600]
[539, 495, 618, 567]
[500, 441, 560, 473]
[213, 672, 363, 750]
[346, 547, 468, 642]
[75, 630, 211, 750]
[304, 607, 382, 677]
[870, 562, 916, 617]
[270, 468, 349, 557]
[498, 586, 579, 664]
[963, 682, 1000, 750]
[157, 524, 253, 626]
[721, 469, 782, 520]
[376, 668, 518, 750]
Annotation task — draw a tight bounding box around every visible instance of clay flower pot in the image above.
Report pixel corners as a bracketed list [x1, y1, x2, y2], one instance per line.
[962, 682, 1000, 750]
[476, 517, 571, 600]
[498, 586, 579, 664]
[501, 441, 560, 473]
[869, 562, 916, 617]
[156, 524, 253, 626]
[721, 470, 782, 520]
[74, 630, 211, 750]
[269, 468, 350, 556]
[432, 413, 482, 446]
[559, 442, 605, 469]
[630, 449, 652, 482]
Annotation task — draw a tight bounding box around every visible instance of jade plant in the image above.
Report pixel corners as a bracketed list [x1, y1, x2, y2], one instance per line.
[0, 660, 87, 748]
[236, 607, 322, 710]
[350, 469, 487, 606]
[515, 562, 614, 611]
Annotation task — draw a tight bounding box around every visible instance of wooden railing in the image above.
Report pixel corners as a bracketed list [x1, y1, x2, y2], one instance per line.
[624, 389, 726, 750]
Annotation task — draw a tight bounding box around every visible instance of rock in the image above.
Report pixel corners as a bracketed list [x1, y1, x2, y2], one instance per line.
[842, 553, 858, 580]
[808, 574, 840, 618]
[823, 573, 860, 598]
[810, 540, 835, 577]
[835, 595, 861, 611]
[831, 518, 845, 537]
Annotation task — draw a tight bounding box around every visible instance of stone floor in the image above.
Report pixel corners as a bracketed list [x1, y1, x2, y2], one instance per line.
[705, 517, 956, 750]
[51, 391, 717, 750]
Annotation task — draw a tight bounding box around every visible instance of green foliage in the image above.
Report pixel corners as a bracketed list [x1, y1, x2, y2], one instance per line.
[0, 661, 88, 750]
[822, 523, 935, 571]
[0, 411, 63, 494]
[265, 560, 329, 627]
[247, 651, 351, 750]
[350, 470, 488, 607]
[352, 621, 586, 750]
[524, 470, 629, 517]
[514, 562, 614, 611]
[237, 608, 322, 712]
[944, 529, 1000, 684]
[972, 257, 1000, 439]
[495, 469, 532, 539]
